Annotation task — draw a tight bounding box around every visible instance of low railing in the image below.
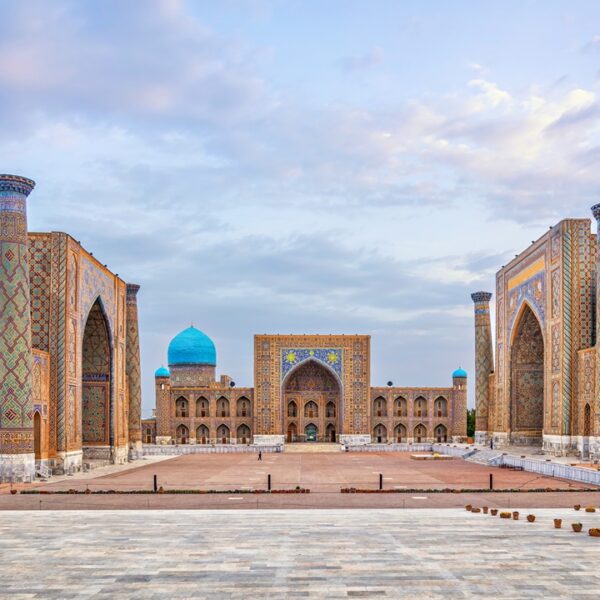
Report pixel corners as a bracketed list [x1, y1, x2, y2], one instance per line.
[143, 444, 282, 455]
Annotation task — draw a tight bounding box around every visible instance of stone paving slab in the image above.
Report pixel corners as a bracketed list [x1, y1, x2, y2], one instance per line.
[1, 508, 600, 598]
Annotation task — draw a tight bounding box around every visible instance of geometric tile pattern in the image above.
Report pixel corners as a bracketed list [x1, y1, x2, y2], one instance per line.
[0, 175, 35, 453]
[125, 283, 142, 443]
[471, 292, 492, 433]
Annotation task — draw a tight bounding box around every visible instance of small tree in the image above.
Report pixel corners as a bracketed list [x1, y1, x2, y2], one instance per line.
[466, 408, 476, 438]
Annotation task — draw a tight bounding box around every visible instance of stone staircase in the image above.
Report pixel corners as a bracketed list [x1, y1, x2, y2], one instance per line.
[465, 448, 503, 466]
[284, 443, 343, 454]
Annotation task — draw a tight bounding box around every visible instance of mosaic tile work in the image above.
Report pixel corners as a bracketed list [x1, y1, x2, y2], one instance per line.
[471, 292, 493, 434]
[281, 347, 343, 380]
[0, 175, 35, 453]
[2, 509, 600, 598]
[125, 284, 142, 443]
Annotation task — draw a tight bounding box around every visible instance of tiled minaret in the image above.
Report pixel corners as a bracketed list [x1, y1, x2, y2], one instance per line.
[0, 175, 36, 481]
[590, 205, 600, 460]
[125, 283, 142, 458]
[471, 291, 493, 444]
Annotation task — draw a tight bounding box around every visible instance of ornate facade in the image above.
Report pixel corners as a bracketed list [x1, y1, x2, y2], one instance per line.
[154, 331, 467, 445]
[0, 175, 141, 481]
[473, 212, 600, 458]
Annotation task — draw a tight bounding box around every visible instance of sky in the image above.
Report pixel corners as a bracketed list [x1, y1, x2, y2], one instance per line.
[2, 0, 600, 416]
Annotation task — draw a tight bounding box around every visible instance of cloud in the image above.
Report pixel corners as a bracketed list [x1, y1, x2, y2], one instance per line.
[338, 47, 384, 72]
[582, 35, 600, 54]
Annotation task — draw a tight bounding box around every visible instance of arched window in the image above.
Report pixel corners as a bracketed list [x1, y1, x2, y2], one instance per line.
[394, 423, 406, 443]
[196, 396, 209, 418]
[196, 424, 209, 445]
[414, 396, 427, 418]
[373, 396, 387, 417]
[175, 397, 188, 418]
[435, 424, 447, 443]
[237, 397, 250, 417]
[394, 397, 407, 417]
[414, 423, 427, 443]
[176, 424, 189, 444]
[237, 424, 251, 444]
[288, 401, 297, 417]
[434, 397, 447, 418]
[217, 397, 230, 418]
[304, 401, 318, 418]
[373, 424, 387, 443]
[326, 401, 336, 418]
[217, 424, 230, 444]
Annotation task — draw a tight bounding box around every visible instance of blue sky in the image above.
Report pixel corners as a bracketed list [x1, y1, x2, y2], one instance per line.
[2, 0, 600, 415]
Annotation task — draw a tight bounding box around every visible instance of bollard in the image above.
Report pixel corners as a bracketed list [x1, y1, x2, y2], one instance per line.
[268, 474, 272, 492]
[153, 474, 158, 493]
[489, 473, 493, 490]
[379, 473, 383, 491]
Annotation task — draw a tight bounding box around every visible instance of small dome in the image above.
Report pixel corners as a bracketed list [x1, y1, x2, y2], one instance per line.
[155, 365, 170, 378]
[452, 367, 467, 378]
[167, 326, 216, 366]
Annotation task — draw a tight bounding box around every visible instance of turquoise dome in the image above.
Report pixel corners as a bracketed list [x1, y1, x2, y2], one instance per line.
[453, 367, 467, 378]
[155, 365, 170, 378]
[167, 326, 216, 367]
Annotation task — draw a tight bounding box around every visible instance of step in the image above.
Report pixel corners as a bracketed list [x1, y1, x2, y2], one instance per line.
[284, 443, 343, 454]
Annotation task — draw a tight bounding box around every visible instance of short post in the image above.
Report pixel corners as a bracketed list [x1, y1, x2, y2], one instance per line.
[489, 473, 493, 490]
[379, 473, 383, 491]
[153, 474, 158, 493]
[268, 474, 272, 492]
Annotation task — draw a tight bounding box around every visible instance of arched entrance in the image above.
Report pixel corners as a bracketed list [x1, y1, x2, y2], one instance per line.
[287, 422, 297, 443]
[176, 424, 188, 444]
[414, 424, 427, 443]
[196, 424, 209, 444]
[237, 424, 251, 444]
[305, 423, 318, 441]
[82, 299, 112, 460]
[394, 423, 406, 443]
[435, 424, 447, 442]
[283, 360, 341, 442]
[326, 423, 336, 442]
[373, 424, 387, 443]
[217, 424, 230, 444]
[33, 411, 41, 460]
[510, 305, 544, 444]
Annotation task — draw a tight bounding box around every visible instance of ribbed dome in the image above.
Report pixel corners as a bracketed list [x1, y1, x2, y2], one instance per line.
[452, 367, 467, 378]
[167, 326, 216, 366]
[155, 365, 170, 378]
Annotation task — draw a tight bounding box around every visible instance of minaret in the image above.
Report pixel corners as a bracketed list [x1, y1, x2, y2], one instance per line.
[591, 205, 600, 459]
[471, 291, 493, 444]
[0, 174, 36, 481]
[125, 283, 142, 458]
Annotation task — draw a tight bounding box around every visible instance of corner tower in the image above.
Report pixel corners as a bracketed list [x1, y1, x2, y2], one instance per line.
[0, 174, 36, 481]
[125, 283, 142, 458]
[471, 291, 493, 444]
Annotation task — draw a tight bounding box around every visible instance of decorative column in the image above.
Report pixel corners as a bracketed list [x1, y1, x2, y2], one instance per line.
[125, 283, 142, 458]
[471, 291, 493, 444]
[0, 174, 36, 481]
[590, 205, 600, 460]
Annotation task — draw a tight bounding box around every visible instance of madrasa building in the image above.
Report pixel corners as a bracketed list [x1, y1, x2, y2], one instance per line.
[472, 206, 600, 459]
[0, 174, 142, 482]
[151, 329, 468, 446]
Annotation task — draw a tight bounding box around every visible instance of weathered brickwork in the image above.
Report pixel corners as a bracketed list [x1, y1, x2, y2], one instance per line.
[474, 216, 600, 457]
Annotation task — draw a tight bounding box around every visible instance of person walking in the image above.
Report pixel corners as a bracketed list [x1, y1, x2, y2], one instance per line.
[258, 451, 262, 461]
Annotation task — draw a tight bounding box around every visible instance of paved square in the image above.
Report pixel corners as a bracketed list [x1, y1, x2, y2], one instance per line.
[2, 508, 600, 598]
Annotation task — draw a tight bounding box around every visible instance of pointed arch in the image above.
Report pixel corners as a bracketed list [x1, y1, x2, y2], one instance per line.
[82, 297, 113, 457]
[509, 303, 544, 443]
